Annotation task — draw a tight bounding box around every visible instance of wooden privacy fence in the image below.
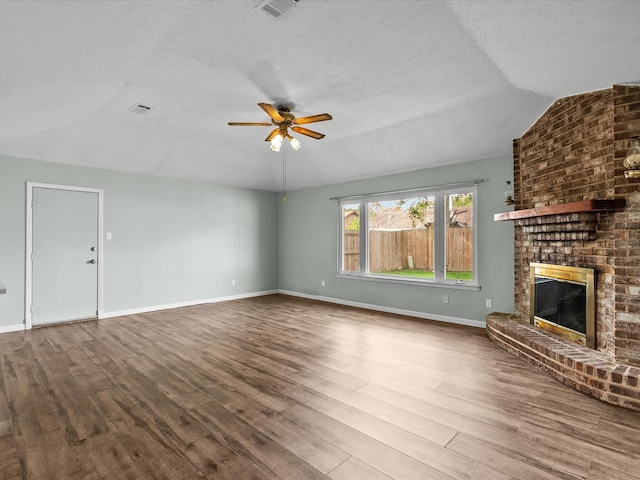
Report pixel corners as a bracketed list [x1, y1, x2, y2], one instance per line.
[343, 231, 361, 272]
[343, 228, 472, 272]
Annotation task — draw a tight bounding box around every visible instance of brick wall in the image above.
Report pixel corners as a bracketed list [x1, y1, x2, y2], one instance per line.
[613, 86, 640, 365]
[512, 85, 640, 366]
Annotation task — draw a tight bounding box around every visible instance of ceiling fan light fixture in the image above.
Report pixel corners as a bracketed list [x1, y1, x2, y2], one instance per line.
[270, 134, 283, 152]
[288, 135, 302, 151]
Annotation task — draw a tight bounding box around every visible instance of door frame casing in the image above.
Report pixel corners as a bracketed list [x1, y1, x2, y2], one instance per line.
[25, 182, 104, 330]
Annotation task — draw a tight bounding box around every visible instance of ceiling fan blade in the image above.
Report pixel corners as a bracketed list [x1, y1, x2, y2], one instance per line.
[293, 113, 333, 125]
[264, 128, 280, 142]
[291, 126, 325, 139]
[258, 103, 284, 123]
[228, 122, 273, 126]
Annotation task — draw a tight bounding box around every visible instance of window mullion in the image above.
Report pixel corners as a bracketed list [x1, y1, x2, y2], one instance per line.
[433, 193, 445, 281]
[361, 202, 368, 273]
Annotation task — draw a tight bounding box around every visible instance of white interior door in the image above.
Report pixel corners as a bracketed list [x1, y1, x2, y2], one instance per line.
[31, 187, 99, 326]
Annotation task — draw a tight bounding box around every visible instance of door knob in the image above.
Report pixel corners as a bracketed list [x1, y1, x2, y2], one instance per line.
[88, 259, 96, 264]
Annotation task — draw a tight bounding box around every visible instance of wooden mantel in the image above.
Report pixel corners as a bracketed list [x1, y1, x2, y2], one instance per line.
[494, 199, 626, 222]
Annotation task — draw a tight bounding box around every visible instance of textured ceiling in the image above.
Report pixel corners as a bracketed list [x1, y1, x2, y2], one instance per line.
[1, 0, 639, 191]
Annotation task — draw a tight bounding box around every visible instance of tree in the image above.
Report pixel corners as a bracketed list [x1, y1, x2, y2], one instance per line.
[345, 210, 359, 231]
[448, 193, 473, 227]
[396, 198, 434, 229]
[453, 193, 472, 207]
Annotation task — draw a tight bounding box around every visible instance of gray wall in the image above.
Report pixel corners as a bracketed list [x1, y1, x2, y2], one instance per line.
[278, 156, 515, 324]
[1, 153, 514, 330]
[0, 155, 279, 329]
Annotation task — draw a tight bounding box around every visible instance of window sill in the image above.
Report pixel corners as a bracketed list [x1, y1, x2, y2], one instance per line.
[336, 273, 481, 291]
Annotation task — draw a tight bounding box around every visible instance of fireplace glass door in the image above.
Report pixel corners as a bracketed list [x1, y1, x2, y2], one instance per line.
[534, 277, 586, 334]
[530, 263, 595, 348]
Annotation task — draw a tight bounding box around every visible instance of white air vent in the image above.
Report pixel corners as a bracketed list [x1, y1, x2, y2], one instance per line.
[256, 0, 300, 18]
[128, 104, 151, 115]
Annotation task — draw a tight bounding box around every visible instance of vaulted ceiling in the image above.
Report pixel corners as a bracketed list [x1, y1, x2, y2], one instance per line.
[1, 1, 639, 191]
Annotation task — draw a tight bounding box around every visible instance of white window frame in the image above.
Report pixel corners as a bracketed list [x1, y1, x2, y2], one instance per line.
[337, 184, 479, 290]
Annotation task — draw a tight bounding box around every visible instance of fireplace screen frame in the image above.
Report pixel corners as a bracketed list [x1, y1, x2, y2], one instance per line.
[530, 262, 595, 349]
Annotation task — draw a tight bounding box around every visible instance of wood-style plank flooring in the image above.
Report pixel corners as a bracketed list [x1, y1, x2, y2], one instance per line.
[1, 294, 639, 479]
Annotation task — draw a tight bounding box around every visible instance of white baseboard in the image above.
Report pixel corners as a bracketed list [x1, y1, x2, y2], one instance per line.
[100, 290, 279, 319]
[279, 290, 485, 329]
[0, 324, 26, 334]
[2, 289, 483, 333]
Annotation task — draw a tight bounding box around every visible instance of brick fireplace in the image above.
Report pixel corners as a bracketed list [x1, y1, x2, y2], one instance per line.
[487, 84, 640, 410]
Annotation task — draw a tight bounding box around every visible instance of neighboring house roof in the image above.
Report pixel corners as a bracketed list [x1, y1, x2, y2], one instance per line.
[345, 206, 472, 230]
[369, 207, 472, 229]
[369, 210, 421, 230]
[451, 207, 472, 227]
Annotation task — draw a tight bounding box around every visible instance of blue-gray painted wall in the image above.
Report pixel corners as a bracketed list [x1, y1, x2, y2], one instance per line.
[0, 154, 514, 329]
[0, 155, 279, 328]
[278, 156, 515, 323]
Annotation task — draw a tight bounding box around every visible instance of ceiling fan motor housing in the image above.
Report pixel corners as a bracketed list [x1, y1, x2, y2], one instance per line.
[275, 106, 295, 126]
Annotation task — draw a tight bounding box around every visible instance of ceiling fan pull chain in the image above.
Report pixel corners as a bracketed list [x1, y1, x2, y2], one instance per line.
[282, 147, 287, 203]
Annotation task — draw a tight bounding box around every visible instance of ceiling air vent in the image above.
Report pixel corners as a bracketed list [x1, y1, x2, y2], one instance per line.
[256, 0, 300, 18]
[128, 104, 151, 115]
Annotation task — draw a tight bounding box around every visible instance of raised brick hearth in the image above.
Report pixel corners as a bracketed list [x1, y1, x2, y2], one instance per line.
[489, 84, 640, 410]
[487, 313, 640, 410]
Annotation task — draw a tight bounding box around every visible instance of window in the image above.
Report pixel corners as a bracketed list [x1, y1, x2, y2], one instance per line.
[339, 185, 477, 287]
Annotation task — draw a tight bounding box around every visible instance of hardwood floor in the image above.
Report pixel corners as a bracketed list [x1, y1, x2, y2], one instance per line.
[1, 294, 639, 479]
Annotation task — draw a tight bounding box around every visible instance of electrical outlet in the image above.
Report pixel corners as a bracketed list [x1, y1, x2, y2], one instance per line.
[321, 280, 325, 286]
[443, 295, 449, 304]
[231, 279, 236, 286]
[486, 299, 492, 308]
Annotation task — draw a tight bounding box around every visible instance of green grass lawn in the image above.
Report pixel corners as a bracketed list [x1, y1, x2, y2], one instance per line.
[375, 269, 473, 281]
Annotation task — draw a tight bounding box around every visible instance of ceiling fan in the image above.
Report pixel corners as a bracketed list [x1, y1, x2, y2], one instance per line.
[228, 103, 332, 152]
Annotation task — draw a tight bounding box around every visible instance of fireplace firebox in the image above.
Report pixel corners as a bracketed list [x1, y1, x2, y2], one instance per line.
[530, 263, 595, 348]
